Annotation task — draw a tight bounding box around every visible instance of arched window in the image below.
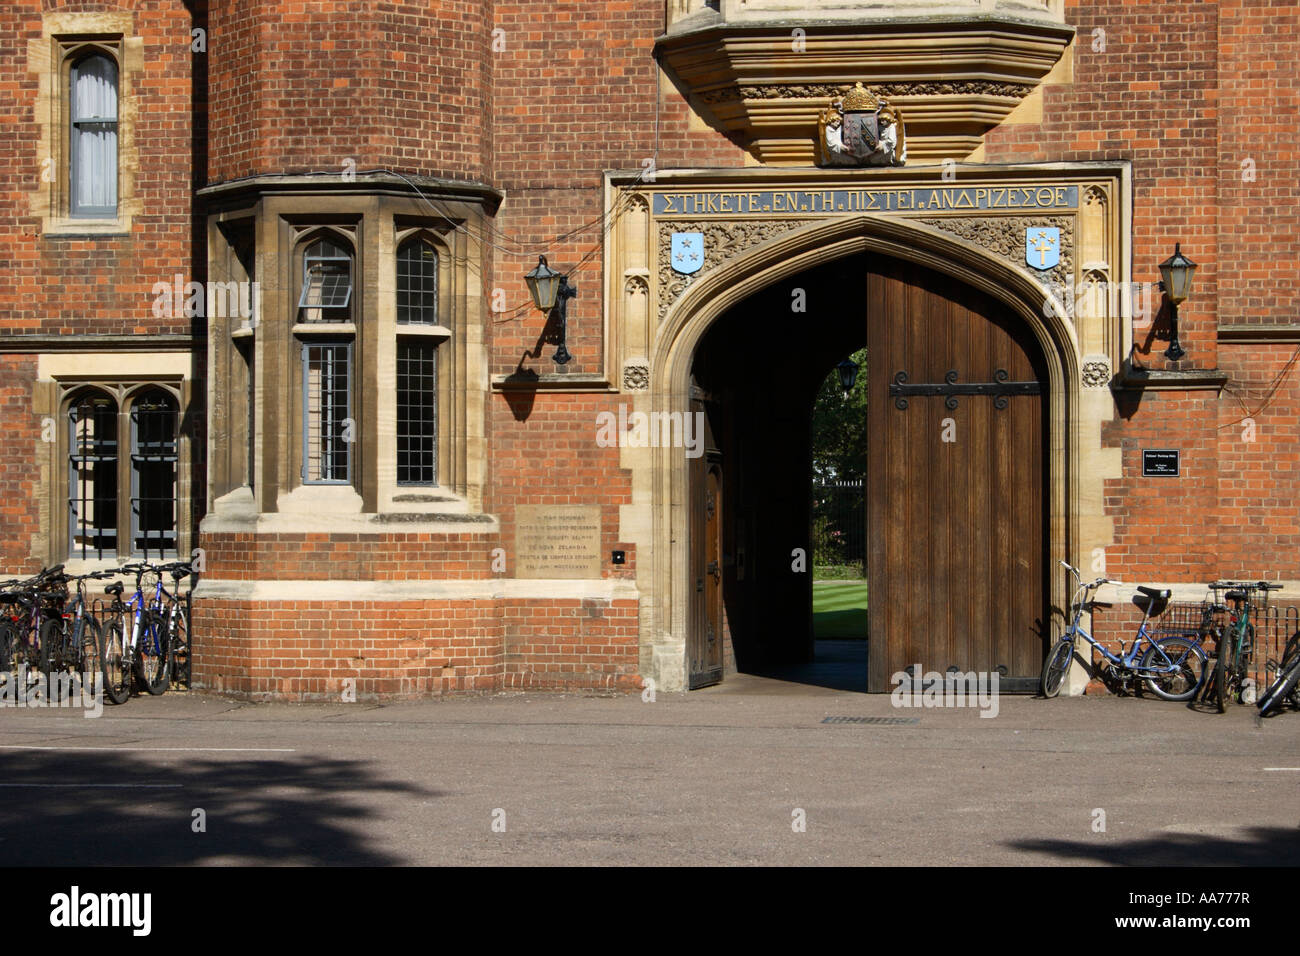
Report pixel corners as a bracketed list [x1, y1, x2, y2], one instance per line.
[295, 232, 355, 485]
[68, 391, 118, 558]
[396, 237, 438, 325]
[130, 389, 178, 558]
[69, 52, 118, 217]
[297, 235, 353, 323]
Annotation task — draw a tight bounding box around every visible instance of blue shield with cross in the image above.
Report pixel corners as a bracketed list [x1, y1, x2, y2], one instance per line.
[671, 232, 705, 275]
[1025, 227, 1060, 271]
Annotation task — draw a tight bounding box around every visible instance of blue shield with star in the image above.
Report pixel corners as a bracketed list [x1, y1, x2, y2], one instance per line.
[1025, 227, 1060, 271]
[671, 232, 705, 275]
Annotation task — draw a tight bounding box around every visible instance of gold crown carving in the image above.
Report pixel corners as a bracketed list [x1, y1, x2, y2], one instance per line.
[840, 82, 880, 112]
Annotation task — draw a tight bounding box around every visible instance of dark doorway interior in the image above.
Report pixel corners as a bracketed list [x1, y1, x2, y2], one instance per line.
[691, 256, 866, 682]
[689, 250, 1050, 692]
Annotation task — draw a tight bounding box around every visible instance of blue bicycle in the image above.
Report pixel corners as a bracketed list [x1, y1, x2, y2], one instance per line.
[99, 564, 170, 704]
[1041, 561, 1209, 700]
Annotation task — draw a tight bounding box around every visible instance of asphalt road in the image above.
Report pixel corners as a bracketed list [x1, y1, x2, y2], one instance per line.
[1, 674, 1297, 866]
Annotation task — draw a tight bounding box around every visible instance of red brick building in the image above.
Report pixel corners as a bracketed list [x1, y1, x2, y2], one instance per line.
[2, 0, 1297, 699]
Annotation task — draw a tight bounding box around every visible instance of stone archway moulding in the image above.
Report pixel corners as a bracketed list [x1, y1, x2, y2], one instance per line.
[603, 163, 1132, 693]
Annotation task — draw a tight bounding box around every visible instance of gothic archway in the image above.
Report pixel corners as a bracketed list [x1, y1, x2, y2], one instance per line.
[641, 214, 1081, 692]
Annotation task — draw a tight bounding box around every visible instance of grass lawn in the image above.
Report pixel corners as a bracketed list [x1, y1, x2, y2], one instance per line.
[813, 580, 868, 640]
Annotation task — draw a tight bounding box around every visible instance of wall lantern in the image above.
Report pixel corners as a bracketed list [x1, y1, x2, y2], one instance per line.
[837, 358, 860, 396]
[1158, 243, 1197, 361]
[524, 255, 577, 365]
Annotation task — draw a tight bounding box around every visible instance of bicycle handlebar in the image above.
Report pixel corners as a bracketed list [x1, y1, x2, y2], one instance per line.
[1055, 564, 1118, 587]
[1061, 562, 1120, 589]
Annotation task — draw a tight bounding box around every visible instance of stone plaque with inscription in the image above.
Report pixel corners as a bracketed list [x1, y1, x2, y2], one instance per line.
[515, 505, 602, 579]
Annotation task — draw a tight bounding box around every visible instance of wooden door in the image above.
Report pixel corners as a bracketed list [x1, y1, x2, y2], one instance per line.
[866, 259, 1047, 692]
[689, 396, 724, 688]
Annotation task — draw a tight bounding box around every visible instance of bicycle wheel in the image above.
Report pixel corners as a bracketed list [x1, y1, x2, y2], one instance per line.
[1280, 631, 1300, 672]
[1282, 633, 1300, 708]
[1211, 636, 1228, 713]
[15, 619, 40, 671]
[38, 616, 62, 675]
[1240, 624, 1258, 704]
[0, 619, 17, 674]
[78, 616, 102, 682]
[1141, 636, 1208, 701]
[99, 613, 131, 705]
[1258, 654, 1300, 717]
[134, 611, 170, 695]
[167, 599, 190, 689]
[1198, 627, 1219, 705]
[1040, 638, 1074, 698]
[1213, 645, 1229, 711]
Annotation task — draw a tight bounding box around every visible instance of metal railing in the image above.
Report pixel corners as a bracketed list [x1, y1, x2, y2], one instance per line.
[812, 478, 865, 576]
[1256, 604, 1300, 684]
[1154, 600, 1300, 688]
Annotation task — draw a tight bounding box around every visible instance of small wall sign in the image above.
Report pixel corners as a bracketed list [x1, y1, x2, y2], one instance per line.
[1142, 449, 1180, 477]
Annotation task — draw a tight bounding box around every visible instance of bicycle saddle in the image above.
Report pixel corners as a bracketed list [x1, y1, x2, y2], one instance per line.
[104, 582, 124, 597]
[1226, 590, 1247, 602]
[171, 568, 190, 581]
[1136, 586, 1170, 600]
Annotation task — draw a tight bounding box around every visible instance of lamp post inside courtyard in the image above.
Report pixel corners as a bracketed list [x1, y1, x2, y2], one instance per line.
[837, 358, 859, 397]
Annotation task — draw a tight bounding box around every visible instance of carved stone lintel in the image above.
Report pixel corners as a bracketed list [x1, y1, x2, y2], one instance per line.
[699, 81, 1035, 105]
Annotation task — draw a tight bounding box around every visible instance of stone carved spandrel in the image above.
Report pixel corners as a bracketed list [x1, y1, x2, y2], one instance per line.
[656, 219, 807, 321]
[915, 214, 1075, 316]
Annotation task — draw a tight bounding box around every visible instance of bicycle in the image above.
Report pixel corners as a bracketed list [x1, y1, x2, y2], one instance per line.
[1257, 629, 1300, 717]
[0, 576, 37, 674]
[98, 564, 171, 703]
[140, 560, 192, 694]
[1203, 580, 1281, 712]
[154, 563, 192, 690]
[3, 566, 67, 682]
[1041, 561, 1209, 700]
[42, 570, 113, 680]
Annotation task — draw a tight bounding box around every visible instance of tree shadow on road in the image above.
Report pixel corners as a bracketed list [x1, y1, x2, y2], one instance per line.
[1007, 826, 1300, 866]
[0, 750, 442, 866]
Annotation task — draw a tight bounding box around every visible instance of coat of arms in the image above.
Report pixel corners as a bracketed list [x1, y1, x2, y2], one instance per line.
[816, 83, 906, 168]
[671, 232, 705, 275]
[1025, 228, 1060, 270]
